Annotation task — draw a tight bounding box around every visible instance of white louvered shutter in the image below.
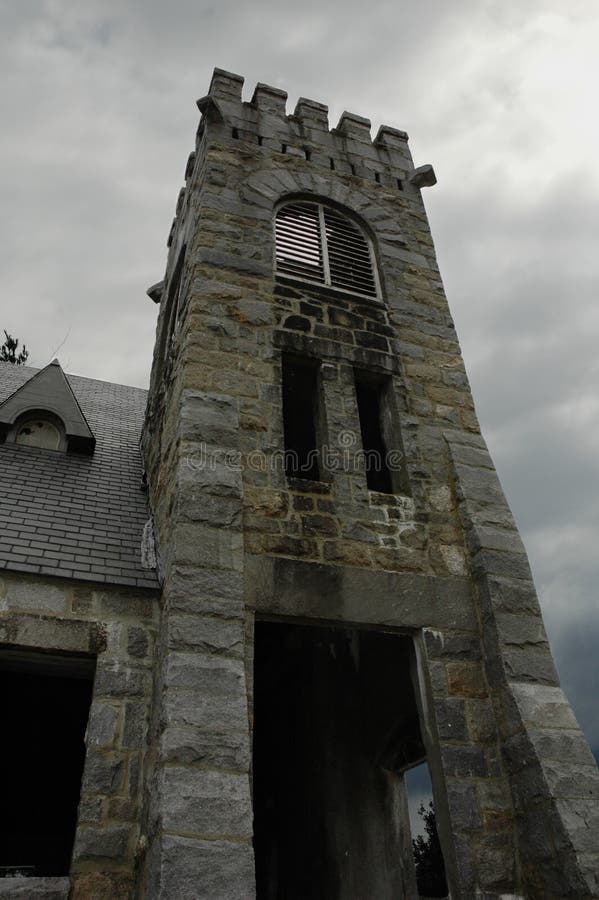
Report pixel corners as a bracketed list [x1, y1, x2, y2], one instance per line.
[275, 202, 378, 298]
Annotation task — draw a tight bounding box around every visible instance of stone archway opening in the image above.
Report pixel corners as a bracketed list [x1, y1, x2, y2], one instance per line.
[253, 620, 445, 899]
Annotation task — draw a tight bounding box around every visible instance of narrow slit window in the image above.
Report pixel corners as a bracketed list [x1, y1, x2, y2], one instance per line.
[0, 649, 95, 877]
[282, 356, 321, 481]
[275, 201, 378, 298]
[158, 243, 187, 378]
[354, 372, 393, 493]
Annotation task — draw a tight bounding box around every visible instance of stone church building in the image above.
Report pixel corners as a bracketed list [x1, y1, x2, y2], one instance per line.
[0, 68, 597, 899]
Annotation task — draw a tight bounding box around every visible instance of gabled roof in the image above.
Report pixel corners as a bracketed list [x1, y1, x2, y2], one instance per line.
[0, 358, 95, 453]
[0, 361, 158, 589]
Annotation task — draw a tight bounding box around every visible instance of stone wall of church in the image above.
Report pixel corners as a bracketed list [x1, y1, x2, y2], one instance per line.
[0, 571, 159, 900]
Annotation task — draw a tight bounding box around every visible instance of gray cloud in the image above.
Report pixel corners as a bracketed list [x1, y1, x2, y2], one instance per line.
[1, 0, 598, 753]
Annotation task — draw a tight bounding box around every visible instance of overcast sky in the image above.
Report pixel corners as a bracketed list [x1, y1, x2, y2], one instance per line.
[1, 1, 598, 758]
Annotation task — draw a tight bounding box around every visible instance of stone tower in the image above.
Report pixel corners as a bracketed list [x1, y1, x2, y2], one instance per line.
[140, 68, 599, 899]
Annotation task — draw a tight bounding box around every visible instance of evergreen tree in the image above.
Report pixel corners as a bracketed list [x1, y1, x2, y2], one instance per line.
[1, 331, 29, 365]
[412, 800, 448, 898]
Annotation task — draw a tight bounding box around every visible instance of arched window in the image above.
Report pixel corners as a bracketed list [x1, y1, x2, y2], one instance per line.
[11, 411, 66, 452]
[275, 201, 379, 298]
[16, 417, 61, 450]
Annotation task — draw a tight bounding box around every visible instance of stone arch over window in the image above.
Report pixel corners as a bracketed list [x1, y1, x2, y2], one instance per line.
[274, 199, 380, 299]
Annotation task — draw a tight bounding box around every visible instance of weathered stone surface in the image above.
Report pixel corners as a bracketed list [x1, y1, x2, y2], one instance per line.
[94, 663, 149, 698]
[122, 700, 148, 749]
[476, 834, 516, 889]
[434, 697, 469, 741]
[0, 613, 93, 653]
[179, 389, 239, 445]
[0, 879, 70, 899]
[510, 683, 580, 730]
[441, 743, 487, 778]
[160, 724, 250, 770]
[502, 647, 559, 685]
[160, 767, 252, 836]
[424, 629, 481, 660]
[446, 661, 487, 698]
[164, 688, 249, 731]
[86, 702, 118, 748]
[165, 652, 245, 694]
[127, 625, 149, 658]
[70, 872, 134, 900]
[167, 614, 244, 656]
[156, 835, 255, 900]
[5, 579, 68, 613]
[72, 824, 131, 861]
[165, 565, 244, 617]
[466, 698, 497, 743]
[81, 751, 125, 795]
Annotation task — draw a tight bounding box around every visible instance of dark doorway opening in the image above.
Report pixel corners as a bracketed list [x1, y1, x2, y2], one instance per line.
[253, 621, 432, 899]
[0, 648, 95, 877]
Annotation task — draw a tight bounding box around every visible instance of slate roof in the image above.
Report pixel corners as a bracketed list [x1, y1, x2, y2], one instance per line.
[0, 362, 159, 589]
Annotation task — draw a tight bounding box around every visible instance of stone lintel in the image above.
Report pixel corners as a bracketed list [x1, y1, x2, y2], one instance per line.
[0, 877, 70, 898]
[245, 554, 476, 632]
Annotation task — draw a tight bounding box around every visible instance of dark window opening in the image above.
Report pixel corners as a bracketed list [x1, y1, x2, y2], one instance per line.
[329, 157, 335, 170]
[406, 763, 449, 898]
[375, 171, 381, 184]
[397, 177, 404, 191]
[304, 148, 311, 161]
[281, 143, 287, 154]
[253, 622, 434, 900]
[350, 163, 356, 175]
[258, 135, 264, 146]
[0, 649, 95, 878]
[155, 243, 187, 389]
[282, 356, 321, 481]
[232, 127, 240, 139]
[354, 372, 394, 493]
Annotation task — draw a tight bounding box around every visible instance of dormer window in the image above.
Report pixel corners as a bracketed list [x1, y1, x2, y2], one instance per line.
[275, 201, 380, 298]
[0, 359, 95, 455]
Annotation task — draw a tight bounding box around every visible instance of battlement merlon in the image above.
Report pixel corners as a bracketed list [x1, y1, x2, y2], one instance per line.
[193, 66, 435, 186]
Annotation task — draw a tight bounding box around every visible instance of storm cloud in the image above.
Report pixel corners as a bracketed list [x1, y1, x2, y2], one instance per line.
[1, 0, 598, 753]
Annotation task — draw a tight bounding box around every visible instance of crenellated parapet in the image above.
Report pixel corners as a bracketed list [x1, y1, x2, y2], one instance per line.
[192, 67, 426, 189]
[161, 67, 436, 253]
